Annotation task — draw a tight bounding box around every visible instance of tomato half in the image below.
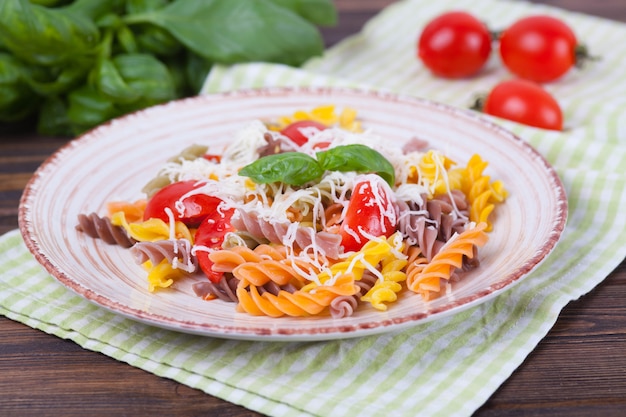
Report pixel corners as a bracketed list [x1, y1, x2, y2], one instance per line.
[339, 176, 397, 253]
[499, 15, 579, 83]
[280, 120, 327, 146]
[143, 180, 222, 227]
[194, 207, 235, 283]
[202, 154, 222, 163]
[481, 79, 563, 130]
[417, 11, 492, 79]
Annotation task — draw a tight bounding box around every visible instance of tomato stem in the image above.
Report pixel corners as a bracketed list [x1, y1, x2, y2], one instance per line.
[489, 29, 503, 41]
[470, 94, 487, 112]
[574, 44, 599, 68]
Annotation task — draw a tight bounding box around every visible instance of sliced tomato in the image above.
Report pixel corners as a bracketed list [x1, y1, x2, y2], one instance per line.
[194, 207, 235, 283]
[312, 141, 332, 150]
[339, 176, 397, 253]
[280, 120, 327, 146]
[143, 180, 221, 227]
[203, 154, 222, 163]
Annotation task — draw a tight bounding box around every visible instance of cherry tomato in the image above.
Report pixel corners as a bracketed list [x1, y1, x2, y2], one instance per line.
[479, 79, 563, 130]
[499, 15, 583, 83]
[143, 180, 222, 227]
[280, 120, 327, 146]
[339, 176, 397, 253]
[194, 207, 235, 283]
[417, 11, 492, 79]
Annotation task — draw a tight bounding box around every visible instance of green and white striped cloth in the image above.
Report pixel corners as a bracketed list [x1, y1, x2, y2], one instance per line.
[1, 0, 625, 415]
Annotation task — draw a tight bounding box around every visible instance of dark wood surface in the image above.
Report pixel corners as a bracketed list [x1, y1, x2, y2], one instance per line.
[1, 1, 625, 416]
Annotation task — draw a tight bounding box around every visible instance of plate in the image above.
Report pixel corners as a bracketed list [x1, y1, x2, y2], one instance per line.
[19, 87, 568, 341]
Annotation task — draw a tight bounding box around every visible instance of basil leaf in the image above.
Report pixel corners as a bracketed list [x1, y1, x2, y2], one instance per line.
[95, 13, 123, 30]
[125, 0, 169, 14]
[63, 0, 124, 21]
[37, 96, 72, 136]
[112, 53, 176, 105]
[0, 0, 101, 66]
[241, 145, 396, 187]
[29, 0, 72, 6]
[267, 0, 337, 26]
[135, 25, 182, 56]
[0, 53, 39, 122]
[24, 60, 91, 95]
[91, 58, 142, 104]
[184, 52, 213, 94]
[126, 0, 182, 56]
[116, 25, 139, 54]
[125, 0, 324, 66]
[67, 85, 120, 133]
[317, 144, 396, 186]
[162, 56, 192, 97]
[239, 152, 323, 186]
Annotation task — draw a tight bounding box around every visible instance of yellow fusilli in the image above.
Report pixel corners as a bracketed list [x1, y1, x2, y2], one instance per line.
[360, 236, 408, 311]
[111, 212, 194, 242]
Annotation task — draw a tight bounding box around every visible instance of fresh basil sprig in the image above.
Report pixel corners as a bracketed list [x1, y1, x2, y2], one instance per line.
[124, 0, 329, 66]
[239, 144, 395, 186]
[239, 152, 324, 186]
[316, 144, 395, 186]
[0, 0, 336, 135]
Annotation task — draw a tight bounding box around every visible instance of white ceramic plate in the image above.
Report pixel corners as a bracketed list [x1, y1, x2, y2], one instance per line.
[19, 87, 567, 341]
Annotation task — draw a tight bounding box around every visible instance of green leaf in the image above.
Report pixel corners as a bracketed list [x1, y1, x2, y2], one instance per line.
[184, 52, 213, 94]
[317, 145, 396, 186]
[116, 25, 139, 54]
[161, 55, 192, 97]
[125, 0, 324, 66]
[112, 53, 176, 105]
[91, 58, 142, 104]
[23, 60, 91, 95]
[125, 0, 170, 15]
[135, 25, 182, 56]
[59, 53, 176, 134]
[63, 0, 124, 21]
[239, 152, 323, 186]
[0, 53, 39, 122]
[240, 145, 396, 187]
[37, 96, 72, 136]
[28, 0, 72, 6]
[125, 0, 182, 56]
[95, 12, 123, 30]
[267, 0, 337, 26]
[66, 84, 120, 133]
[0, 0, 101, 66]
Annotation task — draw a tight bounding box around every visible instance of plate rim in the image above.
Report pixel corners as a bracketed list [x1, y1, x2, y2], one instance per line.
[18, 86, 569, 341]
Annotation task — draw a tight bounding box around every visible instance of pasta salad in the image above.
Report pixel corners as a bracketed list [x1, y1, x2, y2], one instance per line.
[76, 105, 507, 318]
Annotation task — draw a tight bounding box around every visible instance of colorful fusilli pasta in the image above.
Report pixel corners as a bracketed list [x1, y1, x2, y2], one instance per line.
[76, 104, 507, 317]
[406, 222, 489, 300]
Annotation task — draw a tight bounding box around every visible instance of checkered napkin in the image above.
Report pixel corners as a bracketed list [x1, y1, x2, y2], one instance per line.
[2, 0, 625, 415]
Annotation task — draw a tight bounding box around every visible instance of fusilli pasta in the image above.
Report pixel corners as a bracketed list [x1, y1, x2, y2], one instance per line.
[76, 213, 135, 248]
[77, 105, 508, 316]
[406, 222, 489, 300]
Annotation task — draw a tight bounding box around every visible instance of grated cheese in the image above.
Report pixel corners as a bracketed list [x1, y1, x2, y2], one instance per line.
[148, 117, 477, 286]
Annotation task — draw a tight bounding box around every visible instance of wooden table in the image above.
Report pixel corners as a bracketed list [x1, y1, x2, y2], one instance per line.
[1, 1, 624, 415]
